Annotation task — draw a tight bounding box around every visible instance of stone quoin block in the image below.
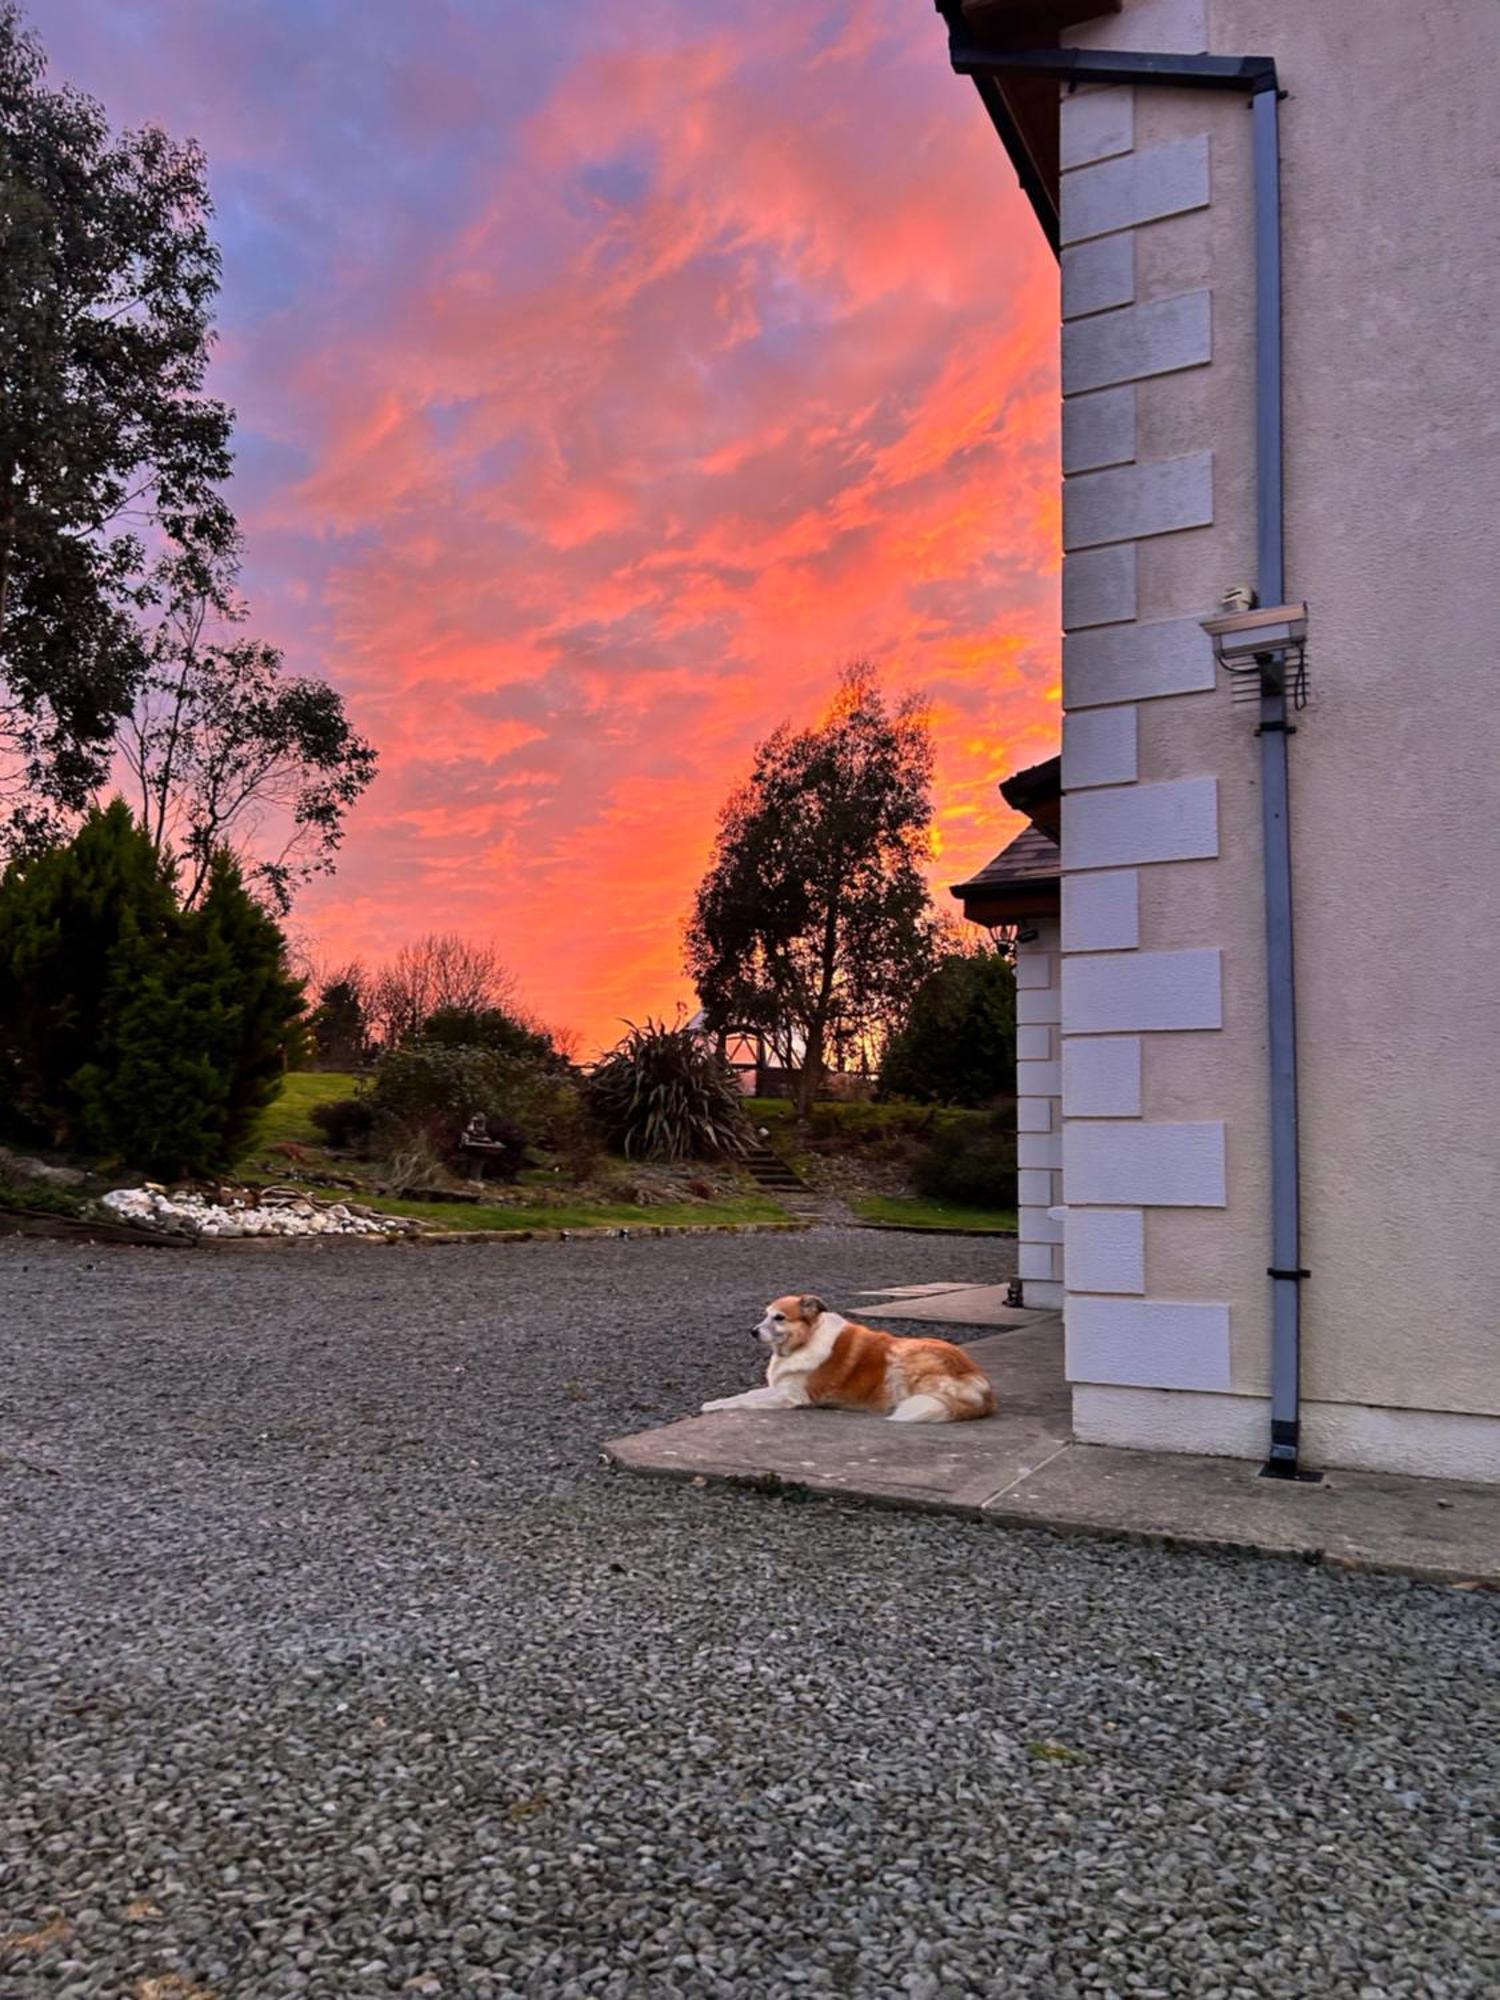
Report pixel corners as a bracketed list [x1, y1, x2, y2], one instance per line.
[1059, 86, 1134, 171]
[1063, 617, 1216, 709]
[1013, 950, 1054, 990]
[1017, 1097, 1056, 1133]
[1018, 1168, 1058, 1209]
[1016, 1023, 1053, 1062]
[1063, 292, 1212, 397]
[1062, 706, 1138, 791]
[1062, 386, 1136, 475]
[1020, 1204, 1065, 1246]
[1065, 1296, 1232, 1393]
[1062, 544, 1137, 631]
[1062, 776, 1219, 871]
[1062, 947, 1223, 1034]
[1063, 451, 1214, 550]
[1018, 1131, 1064, 1170]
[1062, 1035, 1142, 1119]
[1065, 1208, 1146, 1295]
[1016, 985, 1062, 1026]
[1019, 1241, 1059, 1282]
[1060, 136, 1210, 245]
[1061, 234, 1136, 321]
[1064, 1120, 1227, 1207]
[1062, 870, 1140, 954]
[1016, 1059, 1062, 1100]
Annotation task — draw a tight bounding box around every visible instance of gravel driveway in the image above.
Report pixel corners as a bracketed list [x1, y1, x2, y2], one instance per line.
[2, 1230, 1496, 2000]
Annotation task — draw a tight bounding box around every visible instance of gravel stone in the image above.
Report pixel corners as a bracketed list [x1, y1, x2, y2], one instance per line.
[1, 1230, 1496, 1999]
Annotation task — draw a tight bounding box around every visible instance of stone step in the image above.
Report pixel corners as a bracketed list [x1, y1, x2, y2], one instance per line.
[742, 1146, 813, 1194]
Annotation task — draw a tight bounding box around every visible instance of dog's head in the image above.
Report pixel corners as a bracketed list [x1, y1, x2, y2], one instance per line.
[756, 1292, 829, 1352]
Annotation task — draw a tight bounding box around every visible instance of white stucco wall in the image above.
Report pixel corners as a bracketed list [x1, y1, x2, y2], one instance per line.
[1053, 0, 1500, 1476]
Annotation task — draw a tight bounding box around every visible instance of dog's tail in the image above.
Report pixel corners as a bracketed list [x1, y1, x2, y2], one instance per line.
[942, 1365, 997, 1421]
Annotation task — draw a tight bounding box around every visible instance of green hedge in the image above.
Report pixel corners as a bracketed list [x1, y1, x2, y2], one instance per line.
[910, 1110, 1017, 1211]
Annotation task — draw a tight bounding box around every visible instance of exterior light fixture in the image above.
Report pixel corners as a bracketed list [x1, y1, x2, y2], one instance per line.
[1201, 600, 1309, 670]
[1202, 599, 1310, 711]
[988, 921, 1040, 952]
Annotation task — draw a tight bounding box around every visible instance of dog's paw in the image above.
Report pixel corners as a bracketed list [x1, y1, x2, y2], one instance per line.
[700, 1396, 730, 1413]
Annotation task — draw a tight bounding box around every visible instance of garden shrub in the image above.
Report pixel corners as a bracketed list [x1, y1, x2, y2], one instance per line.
[419, 1004, 568, 1070]
[362, 1042, 594, 1180]
[310, 1093, 377, 1150]
[912, 1109, 1017, 1211]
[878, 948, 1016, 1107]
[803, 1101, 940, 1150]
[585, 1018, 750, 1161]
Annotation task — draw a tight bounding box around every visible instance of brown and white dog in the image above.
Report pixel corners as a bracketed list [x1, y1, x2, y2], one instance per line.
[702, 1293, 996, 1424]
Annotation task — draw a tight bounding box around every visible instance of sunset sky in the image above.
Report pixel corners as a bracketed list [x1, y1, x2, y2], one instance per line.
[45, 0, 1060, 1052]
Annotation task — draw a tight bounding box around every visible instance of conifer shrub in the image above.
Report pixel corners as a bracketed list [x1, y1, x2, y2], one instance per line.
[0, 802, 305, 1177]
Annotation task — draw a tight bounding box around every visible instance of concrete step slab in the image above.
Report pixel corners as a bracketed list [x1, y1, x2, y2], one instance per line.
[852, 1282, 983, 1298]
[607, 1323, 1072, 1512]
[860, 1286, 1047, 1328]
[606, 1314, 1500, 1588]
[986, 1441, 1500, 1586]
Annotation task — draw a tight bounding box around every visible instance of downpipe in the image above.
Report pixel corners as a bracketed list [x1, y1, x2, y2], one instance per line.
[1249, 83, 1309, 1480]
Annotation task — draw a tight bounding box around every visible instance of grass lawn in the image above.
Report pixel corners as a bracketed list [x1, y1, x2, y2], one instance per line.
[849, 1193, 1017, 1234]
[255, 1071, 358, 1149]
[314, 1189, 791, 1234]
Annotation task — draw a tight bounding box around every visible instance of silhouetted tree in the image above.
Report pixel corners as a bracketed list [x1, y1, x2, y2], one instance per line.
[687, 664, 938, 1115]
[366, 935, 518, 1049]
[0, 9, 376, 895]
[0, 798, 176, 1139]
[120, 546, 377, 911]
[308, 963, 372, 1071]
[0, 6, 235, 838]
[420, 1003, 568, 1071]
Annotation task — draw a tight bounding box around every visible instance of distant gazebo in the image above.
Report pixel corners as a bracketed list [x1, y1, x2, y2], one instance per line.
[687, 1009, 768, 1096]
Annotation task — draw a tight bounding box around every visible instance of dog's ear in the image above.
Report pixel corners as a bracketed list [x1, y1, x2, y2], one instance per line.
[799, 1294, 827, 1323]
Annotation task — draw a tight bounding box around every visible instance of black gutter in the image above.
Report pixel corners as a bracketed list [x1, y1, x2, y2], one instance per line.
[949, 46, 1277, 94]
[941, 33, 1307, 1479]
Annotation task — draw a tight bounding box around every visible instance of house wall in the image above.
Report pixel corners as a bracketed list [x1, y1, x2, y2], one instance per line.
[1055, 0, 1500, 1478]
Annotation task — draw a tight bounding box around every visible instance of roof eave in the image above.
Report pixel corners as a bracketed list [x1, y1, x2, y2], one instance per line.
[962, 71, 1061, 253]
[952, 879, 1062, 925]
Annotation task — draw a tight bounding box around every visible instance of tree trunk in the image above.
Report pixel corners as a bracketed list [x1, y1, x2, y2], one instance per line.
[793, 1023, 825, 1119]
[795, 891, 841, 1118]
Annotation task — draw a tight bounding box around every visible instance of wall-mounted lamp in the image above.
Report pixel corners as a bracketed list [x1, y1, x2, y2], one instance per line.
[986, 922, 1040, 954]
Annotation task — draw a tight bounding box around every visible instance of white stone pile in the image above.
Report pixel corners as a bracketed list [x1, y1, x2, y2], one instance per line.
[102, 1185, 413, 1240]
